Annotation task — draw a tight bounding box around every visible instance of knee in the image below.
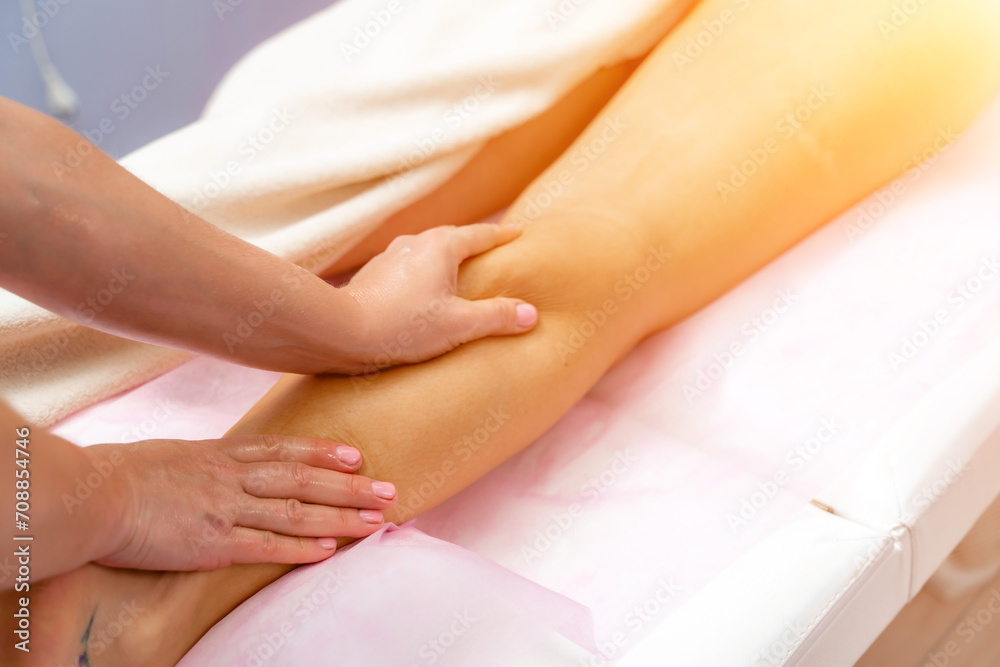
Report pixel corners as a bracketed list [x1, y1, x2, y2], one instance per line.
[456, 215, 664, 318]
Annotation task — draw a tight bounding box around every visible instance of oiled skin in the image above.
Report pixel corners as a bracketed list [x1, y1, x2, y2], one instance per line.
[8, 0, 1000, 664]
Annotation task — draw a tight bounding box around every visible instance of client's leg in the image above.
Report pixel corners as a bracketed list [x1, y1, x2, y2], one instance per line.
[12, 0, 1000, 664]
[325, 56, 646, 274]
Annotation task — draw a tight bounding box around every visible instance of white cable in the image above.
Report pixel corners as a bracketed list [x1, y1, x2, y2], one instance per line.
[18, 0, 80, 117]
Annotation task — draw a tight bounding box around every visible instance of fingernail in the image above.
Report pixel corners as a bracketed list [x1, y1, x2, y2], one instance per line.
[336, 445, 362, 466]
[372, 481, 396, 500]
[360, 509, 383, 524]
[318, 537, 337, 550]
[516, 303, 537, 328]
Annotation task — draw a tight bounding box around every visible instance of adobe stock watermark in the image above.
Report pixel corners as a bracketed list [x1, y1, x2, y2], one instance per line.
[401, 406, 512, 514]
[223, 289, 292, 355]
[682, 288, 798, 402]
[716, 84, 833, 201]
[24, 326, 83, 375]
[407, 610, 477, 667]
[0, 555, 21, 588]
[86, 600, 144, 660]
[220, 261, 327, 357]
[907, 459, 966, 519]
[118, 397, 177, 442]
[55, 600, 146, 667]
[26, 266, 136, 374]
[212, 0, 250, 21]
[51, 67, 171, 179]
[887, 255, 1000, 372]
[388, 76, 500, 191]
[878, 0, 934, 39]
[726, 417, 842, 533]
[923, 587, 1000, 667]
[750, 620, 810, 667]
[581, 577, 683, 666]
[546, 0, 590, 30]
[7, 0, 73, 54]
[852, 459, 966, 573]
[60, 449, 126, 515]
[187, 504, 352, 565]
[521, 449, 638, 564]
[842, 127, 959, 243]
[671, 0, 754, 72]
[339, 0, 408, 62]
[555, 244, 673, 363]
[77, 268, 136, 322]
[509, 116, 628, 224]
[239, 571, 350, 666]
[346, 287, 468, 391]
[188, 107, 295, 212]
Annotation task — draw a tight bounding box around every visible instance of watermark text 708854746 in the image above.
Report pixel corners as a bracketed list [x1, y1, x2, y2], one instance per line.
[12, 427, 33, 653]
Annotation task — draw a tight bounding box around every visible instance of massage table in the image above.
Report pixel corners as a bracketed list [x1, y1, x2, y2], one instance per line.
[52, 86, 1000, 665]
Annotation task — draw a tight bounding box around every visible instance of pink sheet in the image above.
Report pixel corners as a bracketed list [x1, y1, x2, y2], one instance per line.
[177, 524, 595, 666]
[53, 95, 1000, 664]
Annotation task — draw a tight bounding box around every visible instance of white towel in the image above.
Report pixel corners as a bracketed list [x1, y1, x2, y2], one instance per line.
[0, 0, 690, 426]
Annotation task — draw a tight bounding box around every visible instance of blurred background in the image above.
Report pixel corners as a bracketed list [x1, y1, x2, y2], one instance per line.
[0, 0, 336, 158]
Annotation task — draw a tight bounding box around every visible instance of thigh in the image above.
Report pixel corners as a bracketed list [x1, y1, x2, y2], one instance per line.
[323, 58, 644, 276]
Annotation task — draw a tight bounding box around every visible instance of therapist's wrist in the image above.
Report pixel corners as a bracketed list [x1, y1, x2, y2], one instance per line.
[25, 434, 131, 578]
[215, 269, 369, 375]
[72, 441, 134, 565]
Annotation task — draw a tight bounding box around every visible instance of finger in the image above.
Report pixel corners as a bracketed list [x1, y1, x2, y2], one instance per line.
[220, 434, 364, 472]
[242, 462, 397, 508]
[446, 297, 538, 343]
[447, 222, 521, 261]
[219, 527, 344, 566]
[237, 498, 386, 538]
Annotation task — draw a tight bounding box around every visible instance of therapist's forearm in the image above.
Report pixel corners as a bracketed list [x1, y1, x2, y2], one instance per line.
[0, 97, 364, 373]
[0, 399, 117, 586]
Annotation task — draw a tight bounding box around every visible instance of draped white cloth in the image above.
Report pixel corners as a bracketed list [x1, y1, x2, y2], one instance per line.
[0, 0, 692, 425]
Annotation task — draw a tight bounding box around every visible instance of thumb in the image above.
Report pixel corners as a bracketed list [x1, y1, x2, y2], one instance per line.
[449, 298, 538, 343]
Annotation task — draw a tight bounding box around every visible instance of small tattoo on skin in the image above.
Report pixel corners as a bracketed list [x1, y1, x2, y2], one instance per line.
[78, 607, 96, 667]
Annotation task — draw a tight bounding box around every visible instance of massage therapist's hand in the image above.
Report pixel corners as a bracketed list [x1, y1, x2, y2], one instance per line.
[0, 96, 537, 375]
[341, 222, 538, 372]
[88, 435, 396, 571]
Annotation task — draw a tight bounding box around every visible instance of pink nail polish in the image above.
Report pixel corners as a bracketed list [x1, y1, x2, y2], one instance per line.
[336, 445, 361, 466]
[318, 537, 337, 550]
[359, 509, 383, 524]
[371, 481, 396, 500]
[516, 303, 537, 328]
